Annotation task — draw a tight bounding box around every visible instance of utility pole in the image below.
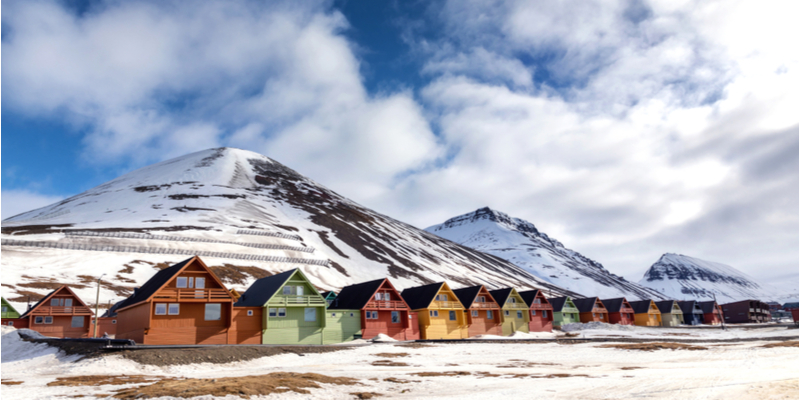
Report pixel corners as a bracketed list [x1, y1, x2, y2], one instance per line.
[93, 274, 106, 338]
[713, 293, 725, 330]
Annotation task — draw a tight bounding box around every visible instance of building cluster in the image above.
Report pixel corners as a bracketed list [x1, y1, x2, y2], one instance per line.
[1, 256, 795, 344]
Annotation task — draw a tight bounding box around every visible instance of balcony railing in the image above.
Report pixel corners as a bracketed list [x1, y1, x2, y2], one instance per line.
[471, 302, 500, 309]
[431, 301, 463, 309]
[620, 307, 634, 313]
[271, 295, 327, 307]
[29, 306, 93, 315]
[530, 303, 553, 310]
[504, 302, 529, 309]
[365, 300, 407, 309]
[562, 307, 579, 313]
[152, 288, 232, 302]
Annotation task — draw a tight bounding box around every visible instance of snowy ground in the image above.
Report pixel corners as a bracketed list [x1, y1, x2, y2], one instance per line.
[2, 325, 797, 399]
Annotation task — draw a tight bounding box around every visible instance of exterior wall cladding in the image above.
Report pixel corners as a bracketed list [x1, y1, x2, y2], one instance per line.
[722, 300, 772, 323]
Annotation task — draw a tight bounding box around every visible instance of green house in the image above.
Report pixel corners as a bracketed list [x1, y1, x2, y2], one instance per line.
[549, 296, 581, 328]
[1, 297, 20, 319]
[320, 291, 337, 307]
[234, 269, 359, 344]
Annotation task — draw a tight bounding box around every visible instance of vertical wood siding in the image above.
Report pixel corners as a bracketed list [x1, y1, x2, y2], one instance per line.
[262, 306, 326, 344]
[323, 310, 361, 344]
[528, 311, 553, 332]
[2, 318, 29, 329]
[466, 310, 503, 337]
[232, 307, 262, 344]
[361, 310, 419, 340]
[28, 316, 91, 338]
[116, 303, 151, 344]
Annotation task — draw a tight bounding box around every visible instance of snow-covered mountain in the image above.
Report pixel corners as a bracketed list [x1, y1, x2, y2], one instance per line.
[425, 208, 668, 300]
[1, 148, 577, 312]
[638, 253, 797, 304]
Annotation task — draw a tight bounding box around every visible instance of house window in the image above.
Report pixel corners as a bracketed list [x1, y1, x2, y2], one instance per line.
[7, 321, 13, 326]
[436, 294, 448, 301]
[304, 308, 317, 322]
[34, 316, 43, 324]
[195, 277, 205, 289]
[1, 306, 6, 312]
[269, 308, 277, 317]
[297, 286, 304, 296]
[505, 310, 510, 316]
[176, 277, 188, 288]
[205, 304, 221, 321]
[51, 298, 60, 306]
[534, 298, 541, 304]
[331, 313, 337, 317]
[112, 320, 117, 324]
[247, 310, 254, 316]
[188, 277, 194, 288]
[71, 316, 84, 328]
[372, 311, 379, 319]
[517, 311, 523, 319]
[472, 310, 479, 317]
[531, 310, 537, 316]
[449, 311, 456, 321]
[350, 313, 355, 317]
[44, 316, 53, 324]
[599, 314, 604, 320]
[391, 311, 400, 323]
[155, 304, 167, 315]
[487, 310, 493, 319]
[278, 308, 286, 317]
[477, 296, 486, 303]
[430, 310, 439, 317]
[543, 311, 548, 318]
[509, 298, 516, 303]
[592, 313, 596, 317]
[375, 293, 382, 301]
[168, 303, 180, 315]
[283, 286, 292, 295]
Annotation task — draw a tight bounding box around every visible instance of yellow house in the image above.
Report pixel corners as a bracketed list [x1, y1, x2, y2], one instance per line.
[489, 288, 531, 336]
[400, 282, 468, 339]
[629, 300, 662, 327]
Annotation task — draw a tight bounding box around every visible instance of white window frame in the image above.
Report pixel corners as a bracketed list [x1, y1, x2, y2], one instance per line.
[509, 298, 516, 303]
[204, 304, 222, 321]
[44, 316, 53, 324]
[188, 277, 194, 288]
[176, 277, 188, 288]
[391, 311, 400, 323]
[372, 311, 379, 319]
[247, 310, 254, 316]
[155, 303, 167, 315]
[477, 296, 486, 303]
[168, 303, 180, 315]
[1, 306, 6, 313]
[112, 319, 117, 324]
[195, 277, 205, 289]
[505, 310, 510, 316]
[268, 308, 277, 317]
[34, 316, 43, 324]
[297, 286, 304, 296]
[278, 308, 286, 317]
[304, 308, 317, 322]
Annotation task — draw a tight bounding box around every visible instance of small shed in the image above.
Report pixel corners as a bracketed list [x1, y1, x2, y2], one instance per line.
[655, 300, 683, 327]
[549, 296, 581, 328]
[453, 285, 502, 337]
[330, 278, 418, 341]
[629, 300, 662, 326]
[677, 300, 705, 325]
[489, 288, 531, 336]
[401, 282, 468, 340]
[519, 290, 554, 332]
[601, 298, 635, 325]
[18, 286, 94, 338]
[573, 297, 609, 323]
[698, 301, 724, 325]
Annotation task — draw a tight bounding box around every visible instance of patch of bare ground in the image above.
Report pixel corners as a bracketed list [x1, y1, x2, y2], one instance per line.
[411, 372, 471, 377]
[761, 340, 798, 348]
[374, 352, 409, 358]
[394, 343, 432, 349]
[371, 360, 410, 367]
[498, 362, 558, 368]
[2, 283, 16, 288]
[383, 377, 418, 384]
[18, 275, 87, 290]
[120, 346, 347, 366]
[7, 290, 46, 302]
[77, 275, 132, 297]
[152, 262, 171, 270]
[564, 332, 579, 337]
[115, 275, 136, 284]
[2, 380, 23, 385]
[530, 373, 590, 379]
[351, 392, 383, 399]
[599, 343, 708, 351]
[47, 375, 166, 387]
[620, 367, 643, 370]
[664, 333, 691, 336]
[118, 264, 136, 274]
[209, 264, 272, 286]
[111, 373, 361, 399]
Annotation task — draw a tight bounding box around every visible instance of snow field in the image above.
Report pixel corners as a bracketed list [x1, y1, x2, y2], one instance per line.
[2, 325, 797, 399]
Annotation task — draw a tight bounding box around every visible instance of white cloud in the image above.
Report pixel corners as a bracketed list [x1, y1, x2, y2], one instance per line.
[1, 190, 64, 220]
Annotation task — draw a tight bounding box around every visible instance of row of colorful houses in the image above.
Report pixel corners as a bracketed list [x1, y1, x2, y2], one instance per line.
[0, 256, 783, 344]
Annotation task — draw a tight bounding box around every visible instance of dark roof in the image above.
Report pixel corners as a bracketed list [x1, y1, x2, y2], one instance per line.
[452, 286, 484, 309]
[549, 296, 570, 312]
[698, 301, 720, 313]
[20, 286, 63, 318]
[116, 257, 195, 310]
[629, 300, 656, 314]
[488, 288, 513, 305]
[400, 282, 444, 310]
[655, 300, 680, 314]
[234, 269, 298, 307]
[518, 290, 546, 307]
[328, 279, 385, 310]
[677, 300, 703, 314]
[600, 298, 628, 312]
[102, 300, 125, 318]
[572, 297, 601, 313]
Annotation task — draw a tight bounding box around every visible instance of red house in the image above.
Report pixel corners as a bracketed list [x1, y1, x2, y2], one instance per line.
[453, 285, 503, 337]
[601, 297, 635, 325]
[114, 256, 240, 344]
[329, 278, 419, 341]
[519, 290, 553, 332]
[15, 286, 94, 338]
[699, 301, 724, 325]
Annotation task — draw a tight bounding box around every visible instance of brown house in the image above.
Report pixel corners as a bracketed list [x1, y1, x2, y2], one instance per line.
[452, 285, 503, 337]
[114, 256, 240, 345]
[17, 286, 94, 338]
[573, 297, 609, 323]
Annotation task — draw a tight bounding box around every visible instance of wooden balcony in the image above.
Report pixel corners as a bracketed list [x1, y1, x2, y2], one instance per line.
[504, 302, 529, 310]
[271, 295, 327, 307]
[620, 307, 634, 313]
[29, 306, 93, 315]
[431, 300, 463, 309]
[471, 302, 499, 309]
[365, 300, 407, 309]
[152, 288, 232, 302]
[562, 307, 579, 313]
[530, 303, 553, 310]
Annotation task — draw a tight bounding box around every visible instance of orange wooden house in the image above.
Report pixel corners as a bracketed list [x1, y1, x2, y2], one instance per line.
[452, 285, 502, 337]
[329, 278, 419, 341]
[114, 256, 244, 345]
[519, 290, 554, 332]
[573, 297, 609, 323]
[401, 282, 468, 340]
[14, 286, 94, 338]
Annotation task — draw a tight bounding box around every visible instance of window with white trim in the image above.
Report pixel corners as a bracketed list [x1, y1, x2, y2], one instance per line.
[176, 277, 188, 288]
[269, 308, 277, 317]
[509, 298, 516, 303]
[505, 310, 510, 316]
[247, 310, 254, 316]
[71, 316, 84, 328]
[168, 303, 180, 315]
[34, 316, 43, 324]
[195, 277, 205, 289]
[44, 316, 53, 324]
[477, 296, 486, 303]
[112, 319, 117, 324]
[283, 286, 292, 295]
[391, 311, 400, 323]
[205, 304, 221, 321]
[155, 304, 167, 315]
[278, 308, 286, 317]
[304, 308, 316, 322]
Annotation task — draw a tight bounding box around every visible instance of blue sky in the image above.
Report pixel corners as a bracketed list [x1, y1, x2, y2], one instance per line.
[1, 0, 797, 288]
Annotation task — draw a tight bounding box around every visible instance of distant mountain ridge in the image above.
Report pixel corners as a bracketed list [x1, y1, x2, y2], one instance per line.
[425, 207, 669, 300]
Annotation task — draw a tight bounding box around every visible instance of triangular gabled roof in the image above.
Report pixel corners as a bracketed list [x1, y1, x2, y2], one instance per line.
[235, 268, 320, 307]
[1, 297, 20, 315]
[320, 291, 337, 301]
[329, 279, 408, 310]
[20, 285, 93, 318]
[629, 300, 658, 314]
[677, 300, 703, 314]
[488, 288, 516, 306]
[116, 256, 232, 312]
[519, 290, 551, 308]
[572, 297, 603, 313]
[698, 301, 720, 313]
[600, 298, 630, 312]
[453, 285, 497, 309]
[655, 300, 682, 314]
[549, 296, 572, 312]
[401, 282, 445, 310]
